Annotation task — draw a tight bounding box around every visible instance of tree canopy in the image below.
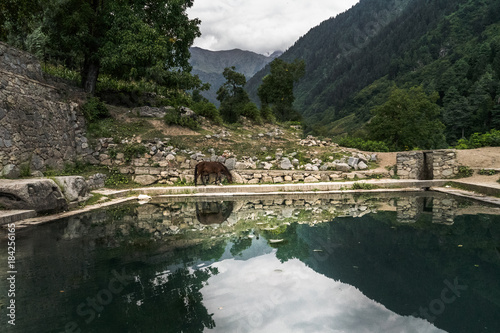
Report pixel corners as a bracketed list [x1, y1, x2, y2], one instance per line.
[257, 58, 305, 122]
[1, 0, 202, 95]
[216, 67, 259, 123]
[368, 86, 446, 150]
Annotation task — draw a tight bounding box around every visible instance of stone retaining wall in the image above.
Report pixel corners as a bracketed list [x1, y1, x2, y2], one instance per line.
[125, 166, 390, 186]
[0, 42, 89, 175]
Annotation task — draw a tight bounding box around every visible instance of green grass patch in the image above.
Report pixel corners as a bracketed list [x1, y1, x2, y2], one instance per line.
[82, 192, 108, 206]
[351, 182, 378, 190]
[86, 118, 150, 143]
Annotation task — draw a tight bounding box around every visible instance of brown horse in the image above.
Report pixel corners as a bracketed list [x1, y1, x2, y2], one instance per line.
[194, 161, 233, 186]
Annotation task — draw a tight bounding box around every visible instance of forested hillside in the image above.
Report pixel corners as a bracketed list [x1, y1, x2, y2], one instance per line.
[247, 0, 500, 146]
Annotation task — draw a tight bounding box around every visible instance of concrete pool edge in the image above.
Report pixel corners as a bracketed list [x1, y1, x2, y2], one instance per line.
[2, 179, 500, 229]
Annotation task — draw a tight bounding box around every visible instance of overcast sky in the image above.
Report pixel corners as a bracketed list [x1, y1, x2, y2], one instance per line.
[187, 0, 360, 55]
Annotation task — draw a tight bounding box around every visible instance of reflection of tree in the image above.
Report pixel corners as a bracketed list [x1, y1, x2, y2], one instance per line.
[290, 212, 500, 333]
[86, 267, 218, 332]
[262, 223, 310, 263]
[230, 236, 253, 257]
[196, 201, 234, 225]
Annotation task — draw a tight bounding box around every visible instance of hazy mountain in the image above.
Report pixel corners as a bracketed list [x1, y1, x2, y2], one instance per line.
[189, 47, 282, 106]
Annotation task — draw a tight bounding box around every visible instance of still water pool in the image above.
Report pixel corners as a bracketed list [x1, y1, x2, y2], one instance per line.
[1, 192, 500, 333]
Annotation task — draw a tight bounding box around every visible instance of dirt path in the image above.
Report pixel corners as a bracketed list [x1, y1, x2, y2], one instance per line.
[455, 147, 500, 169]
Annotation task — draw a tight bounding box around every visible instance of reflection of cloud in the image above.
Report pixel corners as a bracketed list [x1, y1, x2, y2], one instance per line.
[187, 0, 359, 54]
[202, 253, 446, 333]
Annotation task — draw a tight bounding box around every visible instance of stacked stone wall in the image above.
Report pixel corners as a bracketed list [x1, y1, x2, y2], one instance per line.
[397, 150, 457, 180]
[0, 42, 89, 174]
[396, 152, 424, 179]
[432, 150, 458, 179]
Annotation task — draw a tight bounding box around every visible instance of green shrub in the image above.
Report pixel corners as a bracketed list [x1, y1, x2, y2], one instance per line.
[63, 160, 90, 175]
[164, 110, 200, 130]
[123, 143, 148, 162]
[456, 165, 474, 178]
[81, 97, 110, 123]
[260, 105, 276, 122]
[191, 101, 222, 124]
[105, 168, 131, 187]
[41, 63, 81, 84]
[336, 136, 390, 152]
[240, 102, 262, 123]
[478, 169, 498, 175]
[455, 129, 500, 149]
[20, 163, 31, 177]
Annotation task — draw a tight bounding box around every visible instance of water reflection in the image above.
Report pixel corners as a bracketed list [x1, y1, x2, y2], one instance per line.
[202, 253, 445, 333]
[0, 192, 499, 333]
[196, 201, 234, 225]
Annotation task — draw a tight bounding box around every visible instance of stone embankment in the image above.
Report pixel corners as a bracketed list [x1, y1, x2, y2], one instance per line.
[0, 42, 90, 176]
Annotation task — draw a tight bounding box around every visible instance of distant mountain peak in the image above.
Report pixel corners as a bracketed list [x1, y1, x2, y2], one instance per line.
[189, 47, 276, 106]
[267, 50, 283, 58]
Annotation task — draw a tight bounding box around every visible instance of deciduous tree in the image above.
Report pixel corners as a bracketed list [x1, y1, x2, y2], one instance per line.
[217, 67, 258, 123]
[368, 86, 445, 150]
[14, 0, 202, 95]
[257, 58, 305, 121]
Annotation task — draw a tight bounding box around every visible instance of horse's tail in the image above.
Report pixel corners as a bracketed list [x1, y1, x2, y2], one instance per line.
[194, 163, 198, 186]
[222, 164, 233, 183]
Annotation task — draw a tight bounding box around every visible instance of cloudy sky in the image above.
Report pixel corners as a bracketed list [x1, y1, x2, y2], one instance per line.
[187, 0, 360, 55]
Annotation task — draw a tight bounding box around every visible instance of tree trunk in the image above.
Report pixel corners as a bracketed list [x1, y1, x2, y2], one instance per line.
[82, 57, 100, 95]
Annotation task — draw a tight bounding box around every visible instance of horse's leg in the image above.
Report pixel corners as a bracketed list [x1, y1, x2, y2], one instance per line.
[194, 164, 198, 186]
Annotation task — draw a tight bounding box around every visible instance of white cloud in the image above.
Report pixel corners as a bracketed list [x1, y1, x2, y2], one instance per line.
[187, 0, 359, 55]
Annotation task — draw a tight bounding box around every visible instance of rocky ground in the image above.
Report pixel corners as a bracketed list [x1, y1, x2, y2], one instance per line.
[101, 105, 500, 185]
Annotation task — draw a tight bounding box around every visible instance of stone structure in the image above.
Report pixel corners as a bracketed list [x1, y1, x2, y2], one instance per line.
[397, 150, 457, 180]
[0, 42, 89, 175]
[431, 150, 459, 179]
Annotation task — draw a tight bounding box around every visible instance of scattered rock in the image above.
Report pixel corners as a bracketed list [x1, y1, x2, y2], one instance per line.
[280, 158, 293, 170]
[336, 163, 351, 172]
[358, 161, 368, 170]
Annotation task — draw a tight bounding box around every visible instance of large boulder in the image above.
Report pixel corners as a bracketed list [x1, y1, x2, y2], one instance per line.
[53, 176, 90, 203]
[0, 179, 68, 214]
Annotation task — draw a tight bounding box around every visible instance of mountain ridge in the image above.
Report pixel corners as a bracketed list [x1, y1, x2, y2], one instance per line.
[189, 47, 281, 106]
[246, 0, 500, 145]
